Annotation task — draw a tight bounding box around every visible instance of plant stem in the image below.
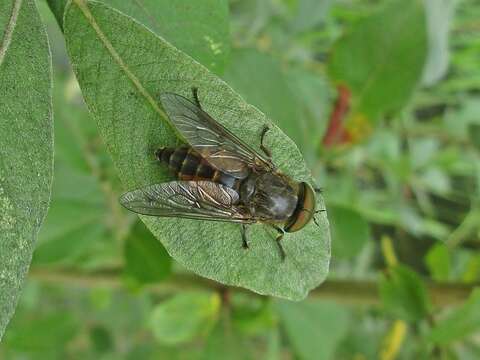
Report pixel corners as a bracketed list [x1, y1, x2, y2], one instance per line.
[28, 267, 476, 307]
[446, 208, 480, 249]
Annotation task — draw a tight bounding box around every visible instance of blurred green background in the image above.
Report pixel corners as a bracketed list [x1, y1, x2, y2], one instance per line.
[2, 0, 480, 358]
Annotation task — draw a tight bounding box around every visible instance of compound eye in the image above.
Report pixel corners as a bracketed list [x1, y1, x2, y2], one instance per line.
[285, 182, 316, 233]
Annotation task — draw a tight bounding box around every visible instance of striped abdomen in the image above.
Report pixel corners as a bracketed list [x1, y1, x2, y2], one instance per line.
[155, 146, 238, 189]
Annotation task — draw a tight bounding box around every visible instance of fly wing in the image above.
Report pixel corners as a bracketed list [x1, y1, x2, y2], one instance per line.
[119, 181, 254, 223]
[160, 93, 272, 179]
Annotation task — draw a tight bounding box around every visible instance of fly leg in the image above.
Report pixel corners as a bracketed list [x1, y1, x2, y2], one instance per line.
[270, 224, 286, 260]
[241, 224, 249, 249]
[260, 125, 272, 158]
[191, 87, 202, 109]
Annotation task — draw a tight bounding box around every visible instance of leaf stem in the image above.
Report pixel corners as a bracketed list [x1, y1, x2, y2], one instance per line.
[446, 208, 480, 249]
[28, 267, 476, 307]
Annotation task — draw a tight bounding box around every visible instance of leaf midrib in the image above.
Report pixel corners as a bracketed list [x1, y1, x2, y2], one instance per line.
[70, 0, 173, 130]
[0, 0, 22, 67]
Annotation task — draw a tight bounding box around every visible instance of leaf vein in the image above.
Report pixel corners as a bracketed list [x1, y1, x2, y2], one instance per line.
[71, 0, 171, 128]
[0, 0, 22, 67]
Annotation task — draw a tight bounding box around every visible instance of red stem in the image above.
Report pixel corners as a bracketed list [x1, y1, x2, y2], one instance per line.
[322, 85, 352, 147]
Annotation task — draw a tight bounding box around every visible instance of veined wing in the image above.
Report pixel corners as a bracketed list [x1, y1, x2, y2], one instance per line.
[160, 93, 272, 179]
[119, 181, 254, 223]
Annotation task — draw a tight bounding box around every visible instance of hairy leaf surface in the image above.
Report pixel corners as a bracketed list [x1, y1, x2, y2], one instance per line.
[64, 0, 330, 300]
[0, 0, 53, 339]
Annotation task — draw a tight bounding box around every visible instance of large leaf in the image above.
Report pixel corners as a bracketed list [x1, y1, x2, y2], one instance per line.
[328, 0, 427, 123]
[63, 0, 330, 300]
[0, 0, 53, 339]
[47, 0, 230, 74]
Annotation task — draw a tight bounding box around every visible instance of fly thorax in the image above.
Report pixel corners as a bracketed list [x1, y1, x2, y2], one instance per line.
[252, 173, 298, 221]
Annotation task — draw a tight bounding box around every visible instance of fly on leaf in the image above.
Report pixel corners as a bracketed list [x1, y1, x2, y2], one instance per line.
[120, 88, 323, 259]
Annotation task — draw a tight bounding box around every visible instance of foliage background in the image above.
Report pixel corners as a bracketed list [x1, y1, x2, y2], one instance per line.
[1, 0, 480, 358]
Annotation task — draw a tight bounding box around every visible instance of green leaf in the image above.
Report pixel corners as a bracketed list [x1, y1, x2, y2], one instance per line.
[46, 0, 68, 28]
[63, 0, 330, 300]
[123, 220, 172, 285]
[422, 0, 456, 86]
[276, 300, 350, 360]
[0, 0, 53, 339]
[149, 292, 220, 345]
[425, 243, 451, 281]
[224, 49, 305, 150]
[47, 0, 230, 74]
[2, 312, 77, 355]
[329, 205, 371, 258]
[328, 0, 427, 122]
[379, 265, 431, 322]
[429, 288, 480, 344]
